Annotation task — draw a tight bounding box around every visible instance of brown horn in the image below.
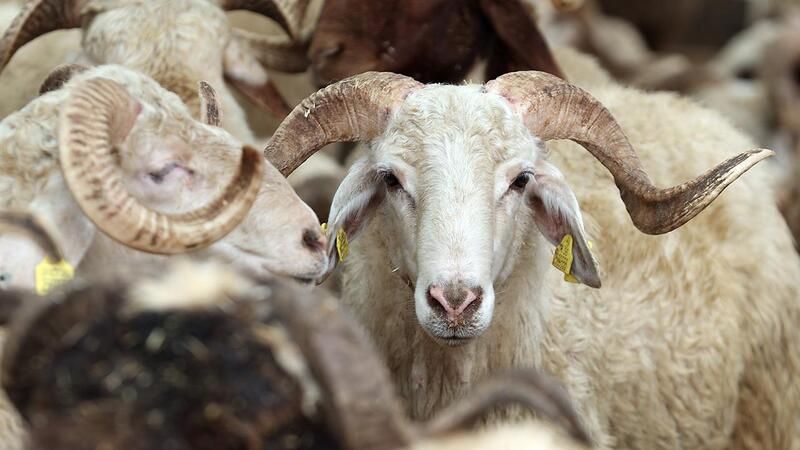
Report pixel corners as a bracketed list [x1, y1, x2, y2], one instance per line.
[268, 287, 413, 450]
[264, 71, 423, 176]
[486, 71, 773, 234]
[0, 210, 64, 262]
[420, 369, 591, 446]
[198, 80, 221, 127]
[58, 77, 264, 254]
[231, 28, 309, 73]
[39, 63, 89, 95]
[216, 0, 310, 39]
[0, 0, 86, 73]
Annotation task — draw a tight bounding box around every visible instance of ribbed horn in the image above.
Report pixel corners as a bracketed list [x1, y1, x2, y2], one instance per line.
[421, 369, 591, 446]
[264, 71, 423, 176]
[217, 0, 310, 39]
[486, 71, 773, 234]
[0, 0, 86, 73]
[58, 77, 264, 254]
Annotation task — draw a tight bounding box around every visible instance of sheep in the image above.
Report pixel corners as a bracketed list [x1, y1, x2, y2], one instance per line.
[0, 63, 328, 294]
[0, 257, 591, 450]
[260, 47, 800, 448]
[307, 0, 572, 88]
[0, 0, 316, 144]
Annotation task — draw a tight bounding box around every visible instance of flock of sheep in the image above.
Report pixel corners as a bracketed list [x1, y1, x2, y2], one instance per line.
[0, 0, 798, 449]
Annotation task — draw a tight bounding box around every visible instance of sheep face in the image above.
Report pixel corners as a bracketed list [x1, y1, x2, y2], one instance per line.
[0, 66, 327, 291]
[326, 85, 592, 344]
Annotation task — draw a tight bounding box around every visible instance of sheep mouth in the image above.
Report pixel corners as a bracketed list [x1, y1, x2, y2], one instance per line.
[437, 336, 475, 347]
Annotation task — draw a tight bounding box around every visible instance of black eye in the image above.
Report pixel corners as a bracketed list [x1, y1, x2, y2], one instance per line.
[383, 171, 402, 189]
[511, 172, 531, 190]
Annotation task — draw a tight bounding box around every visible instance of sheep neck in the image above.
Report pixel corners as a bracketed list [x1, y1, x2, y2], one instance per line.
[341, 218, 552, 422]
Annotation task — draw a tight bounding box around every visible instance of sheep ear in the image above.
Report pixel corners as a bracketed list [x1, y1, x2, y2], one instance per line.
[526, 160, 600, 288]
[0, 177, 96, 292]
[479, 0, 564, 78]
[320, 159, 385, 278]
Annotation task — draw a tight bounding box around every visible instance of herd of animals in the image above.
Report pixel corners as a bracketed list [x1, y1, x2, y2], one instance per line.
[0, 0, 798, 449]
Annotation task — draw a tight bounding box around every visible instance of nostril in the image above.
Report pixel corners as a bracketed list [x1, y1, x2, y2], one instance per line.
[302, 229, 326, 252]
[426, 283, 483, 321]
[427, 285, 450, 314]
[456, 289, 481, 316]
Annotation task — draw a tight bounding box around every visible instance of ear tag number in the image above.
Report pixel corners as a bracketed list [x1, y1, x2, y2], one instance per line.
[320, 223, 349, 262]
[35, 258, 74, 295]
[552, 235, 593, 284]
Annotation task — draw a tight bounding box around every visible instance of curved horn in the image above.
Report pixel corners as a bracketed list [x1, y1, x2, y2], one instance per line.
[269, 288, 413, 450]
[264, 71, 423, 175]
[0, 0, 86, 72]
[0, 210, 63, 262]
[217, 0, 310, 39]
[38, 63, 89, 95]
[198, 80, 221, 127]
[421, 369, 591, 446]
[486, 71, 773, 234]
[58, 77, 264, 254]
[232, 28, 309, 73]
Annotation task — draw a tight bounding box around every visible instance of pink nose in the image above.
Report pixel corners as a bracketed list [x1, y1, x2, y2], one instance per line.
[427, 283, 483, 322]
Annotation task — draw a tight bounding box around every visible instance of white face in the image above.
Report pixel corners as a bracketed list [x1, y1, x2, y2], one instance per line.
[326, 85, 598, 345]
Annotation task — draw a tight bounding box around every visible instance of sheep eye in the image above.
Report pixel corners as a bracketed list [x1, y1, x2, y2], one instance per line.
[511, 172, 532, 190]
[148, 163, 188, 184]
[383, 171, 402, 190]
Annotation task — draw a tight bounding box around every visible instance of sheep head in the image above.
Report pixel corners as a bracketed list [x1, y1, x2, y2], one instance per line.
[308, 0, 564, 87]
[0, 0, 313, 121]
[264, 71, 772, 343]
[0, 260, 590, 449]
[0, 64, 327, 292]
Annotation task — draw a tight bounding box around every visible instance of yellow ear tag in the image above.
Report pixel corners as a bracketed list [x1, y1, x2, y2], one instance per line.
[335, 228, 349, 261]
[320, 222, 328, 234]
[552, 234, 576, 283]
[552, 235, 594, 284]
[35, 258, 74, 295]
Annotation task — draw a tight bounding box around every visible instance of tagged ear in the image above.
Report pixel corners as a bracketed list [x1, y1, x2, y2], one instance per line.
[479, 0, 565, 78]
[526, 160, 600, 288]
[0, 176, 96, 292]
[321, 158, 385, 278]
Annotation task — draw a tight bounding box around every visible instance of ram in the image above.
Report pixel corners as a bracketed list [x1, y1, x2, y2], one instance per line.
[0, 64, 328, 294]
[307, 0, 579, 88]
[0, 0, 314, 140]
[262, 49, 800, 448]
[0, 258, 589, 450]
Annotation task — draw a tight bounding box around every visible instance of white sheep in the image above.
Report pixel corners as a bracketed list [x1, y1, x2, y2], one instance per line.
[0, 64, 328, 294]
[261, 47, 800, 449]
[0, 0, 314, 143]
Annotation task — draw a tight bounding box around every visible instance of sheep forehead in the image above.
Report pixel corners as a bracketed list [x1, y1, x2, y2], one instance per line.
[379, 84, 539, 172]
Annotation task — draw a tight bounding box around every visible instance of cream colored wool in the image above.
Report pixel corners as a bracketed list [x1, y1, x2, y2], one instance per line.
[337, 48, 800, 449]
